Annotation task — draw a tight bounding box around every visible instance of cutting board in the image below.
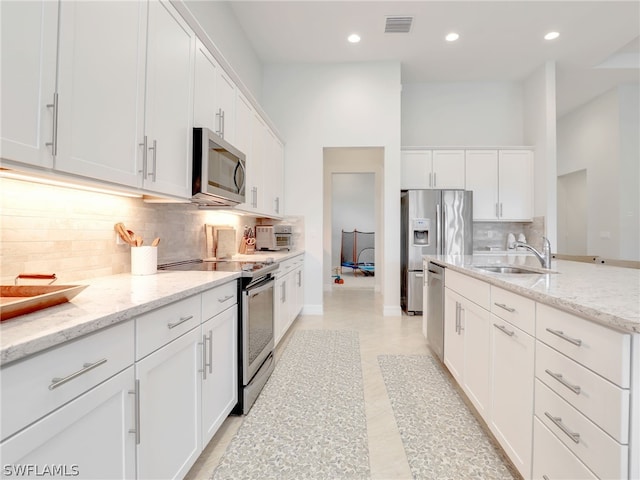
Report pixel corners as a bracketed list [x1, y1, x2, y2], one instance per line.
[215, 228, 236, 259]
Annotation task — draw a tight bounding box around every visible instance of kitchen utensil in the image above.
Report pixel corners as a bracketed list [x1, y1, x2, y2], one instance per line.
[114, 223, 135, 246]
[151, 237, 160, 247]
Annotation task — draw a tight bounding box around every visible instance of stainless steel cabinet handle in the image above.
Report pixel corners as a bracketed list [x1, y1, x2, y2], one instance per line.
[221, 110, 225, 138]
[147, 139, 157, 181]
[545, 369, 582, 394]
[138, 135, 148, 176]
[208, 329, 213, 375]
[494, 302, 516, 313]
[429, 172, 432, 188]
[297, 270, 302, 287]
[436, 203, 441, 253]
[433, 172, 437, 187]
[167, 315, 194, 329]
[45, 93, 59, 156]
[544, 412, 580, 443]
[128, 379, 140, 444]
[252, 186, 258, 208]
[493, 323, 515, 337]
[495, 203, 499, 218]
[49, 358, 108, 390]
[281, 283, 286, 303]
[546, 328, 582, 346]
[218, 294, 234, 303]
[500, 203, 503, 217]
[275, 197, 280, 214]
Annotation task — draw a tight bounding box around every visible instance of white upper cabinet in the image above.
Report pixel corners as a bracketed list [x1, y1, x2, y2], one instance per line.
[265, 129, 284, 217]
[401, 149, 465, 189]
[466, 149, 533, 221]
[194, 39, 219, 132]
[54, 1, 146, 187]
[215, 69, 236, 144]
[141, 0, 195, 198]
[1, 0, 58, 168]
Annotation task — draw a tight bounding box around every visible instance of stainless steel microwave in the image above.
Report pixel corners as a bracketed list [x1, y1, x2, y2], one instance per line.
[192, 128, 246, 206]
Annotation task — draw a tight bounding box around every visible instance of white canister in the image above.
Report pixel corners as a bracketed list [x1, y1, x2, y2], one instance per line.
[131, 246, 158, 275]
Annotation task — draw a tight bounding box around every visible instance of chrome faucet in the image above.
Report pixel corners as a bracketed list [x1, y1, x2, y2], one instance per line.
[510, 236, 552, 269]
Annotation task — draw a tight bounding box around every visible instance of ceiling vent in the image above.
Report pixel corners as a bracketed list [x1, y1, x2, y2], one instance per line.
[385, 16, 413, 34]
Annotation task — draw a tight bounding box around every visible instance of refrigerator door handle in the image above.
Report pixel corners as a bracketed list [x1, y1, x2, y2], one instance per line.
[436, 203, 441, 253]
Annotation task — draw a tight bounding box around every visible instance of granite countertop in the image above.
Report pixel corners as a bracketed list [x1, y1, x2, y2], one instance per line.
[0, 270, 239, 366]
[425, 254, 640, 334]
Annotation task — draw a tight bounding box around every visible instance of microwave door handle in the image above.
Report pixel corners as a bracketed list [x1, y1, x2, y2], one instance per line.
[235, 161, 246, 194]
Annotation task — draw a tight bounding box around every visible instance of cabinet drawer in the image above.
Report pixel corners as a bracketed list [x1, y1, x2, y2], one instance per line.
[202, 281, 237, 321]
[536, 303, 631, 388]
[535, 379, 628, 480]
[446, 269, 490, 310]
[536, 341, 630, 444]
[1, 320, 134, 441]
[136, 295, 201, 360]
[532, 417, 597, 480]
[490, 286, 535, 336]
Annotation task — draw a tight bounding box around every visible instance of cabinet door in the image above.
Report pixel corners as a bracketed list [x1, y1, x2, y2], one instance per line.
[264, 129, 284, 217]
[1, 367, 136, 480]
[0, 0, 58, 168]
[248, 113, 268, 211]
[401, 150, 431, 189]
[443, 288, 464, 383]
[274, 273, 289, 346]
[143, 0, 195, 198]
[491, 317, 535, 478]
[201, 306, 238, 447]
[432, 150, 465, 189]
[465, 150, 499, 220]
[54, 1, 146, 187]
[193, 39, 218, 131]
[136, 327, 201, 480]
[216, 69, 236, 144]
[461, 299, 491, 418]
[499, 150, 533, 221]
[235, 93, 256, 213]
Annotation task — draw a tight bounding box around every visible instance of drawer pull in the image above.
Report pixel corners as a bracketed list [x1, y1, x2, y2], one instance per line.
[545, 369, 582, 395]
[545, 328, 582, 346]
[544, 412, 581, 444]
[218, 294, 234, 303]
[49, 358, 108, 390]
[494, 302, 516, 313]
[167, 315, 194, 329]
[493, 323, 515, 337]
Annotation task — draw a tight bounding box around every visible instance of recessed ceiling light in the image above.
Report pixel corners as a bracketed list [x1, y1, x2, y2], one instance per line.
[544, 31, 560, 40]
[445, 32, 460, 42]
[348, 33, 361, 43]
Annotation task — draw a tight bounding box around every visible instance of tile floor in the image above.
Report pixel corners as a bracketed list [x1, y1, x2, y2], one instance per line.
[185, 288, 516, 480]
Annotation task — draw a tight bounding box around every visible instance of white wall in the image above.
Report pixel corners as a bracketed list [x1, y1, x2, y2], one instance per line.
[331, 173, 375, 268]
[262, 62, 402, 315]
[401, 82, 524, 146]
[557, 85, 640, 260]
[183, 1, 263, 102]
[523, 61, 557, 249]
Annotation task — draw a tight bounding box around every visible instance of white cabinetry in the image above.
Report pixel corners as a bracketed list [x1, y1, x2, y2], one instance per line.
[54, 1, 146, 187]
[465, 149, 533, 221]
[490, 287, 535, 478]
[0, 320, 136, 478]
[1, 0, 58, 168]
[264, 130, 284, 217]
[401, 149, 465, 190]
[141, 0, 195, 198]
[443, 270, 491, 418]
[274, 255, 304, 346]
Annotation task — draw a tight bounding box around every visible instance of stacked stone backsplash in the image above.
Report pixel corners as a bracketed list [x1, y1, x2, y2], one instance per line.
[473, 217, 545, 251]
[0, 178, 289, 284]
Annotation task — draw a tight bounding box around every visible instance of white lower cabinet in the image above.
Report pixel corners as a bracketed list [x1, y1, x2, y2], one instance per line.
[490, 316, 534, 477]
[201, 305, 238, 447]
[136, 326, 202, 480]
[1, 367, 136, 480]
[274, 256, 304, 346]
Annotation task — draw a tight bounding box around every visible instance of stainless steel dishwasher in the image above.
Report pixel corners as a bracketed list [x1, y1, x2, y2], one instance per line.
[426, 261, 445, 362]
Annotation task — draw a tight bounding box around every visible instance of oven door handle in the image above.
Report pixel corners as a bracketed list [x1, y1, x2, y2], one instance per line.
[245, 275, 274, 294]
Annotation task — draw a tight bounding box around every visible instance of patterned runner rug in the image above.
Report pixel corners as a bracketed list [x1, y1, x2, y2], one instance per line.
[378, 355, 516, 480]
[212, 330, 370, 480]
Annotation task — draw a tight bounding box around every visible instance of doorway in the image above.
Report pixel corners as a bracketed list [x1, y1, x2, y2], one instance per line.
[323, 147, 384, 293]
[557, 169, 588, 254]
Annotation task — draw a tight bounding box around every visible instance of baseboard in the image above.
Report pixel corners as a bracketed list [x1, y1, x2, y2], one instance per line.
[383, 305, 403, 316]
[302, 304, 323, 315]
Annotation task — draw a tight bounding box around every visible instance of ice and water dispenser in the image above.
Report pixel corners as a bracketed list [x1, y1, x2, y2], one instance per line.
[412, 218, 431, 247]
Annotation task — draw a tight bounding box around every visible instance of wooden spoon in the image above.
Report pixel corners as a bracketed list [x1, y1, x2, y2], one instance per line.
[151, 237, 160, 247]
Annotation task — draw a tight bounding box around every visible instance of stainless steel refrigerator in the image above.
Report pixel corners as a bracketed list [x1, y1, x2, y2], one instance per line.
[401, 189, 473, 314]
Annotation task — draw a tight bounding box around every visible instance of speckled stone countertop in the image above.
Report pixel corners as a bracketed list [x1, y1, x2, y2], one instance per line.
[0, 270, 239, 366]
[425, 254, 640, 334]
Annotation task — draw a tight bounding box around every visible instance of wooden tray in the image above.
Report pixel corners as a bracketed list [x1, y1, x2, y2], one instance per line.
[0, 285, 88, 321]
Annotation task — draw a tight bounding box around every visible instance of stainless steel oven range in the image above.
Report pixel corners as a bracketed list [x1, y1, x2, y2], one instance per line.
[158, 259, 277, 414]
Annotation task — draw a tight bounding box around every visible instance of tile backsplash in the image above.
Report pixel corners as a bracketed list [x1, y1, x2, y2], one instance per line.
[0, 178, 303, 284]
[473, 217, 545, 251]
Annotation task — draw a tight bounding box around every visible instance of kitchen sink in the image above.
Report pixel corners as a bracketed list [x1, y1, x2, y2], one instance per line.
[472, 265, 556, 274]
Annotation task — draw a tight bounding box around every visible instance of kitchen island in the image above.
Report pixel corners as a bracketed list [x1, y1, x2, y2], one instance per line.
[424, 253, 639, 480]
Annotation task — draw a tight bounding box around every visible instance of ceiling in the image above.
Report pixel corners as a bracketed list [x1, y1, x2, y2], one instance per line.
[228, 1, 640, 116]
